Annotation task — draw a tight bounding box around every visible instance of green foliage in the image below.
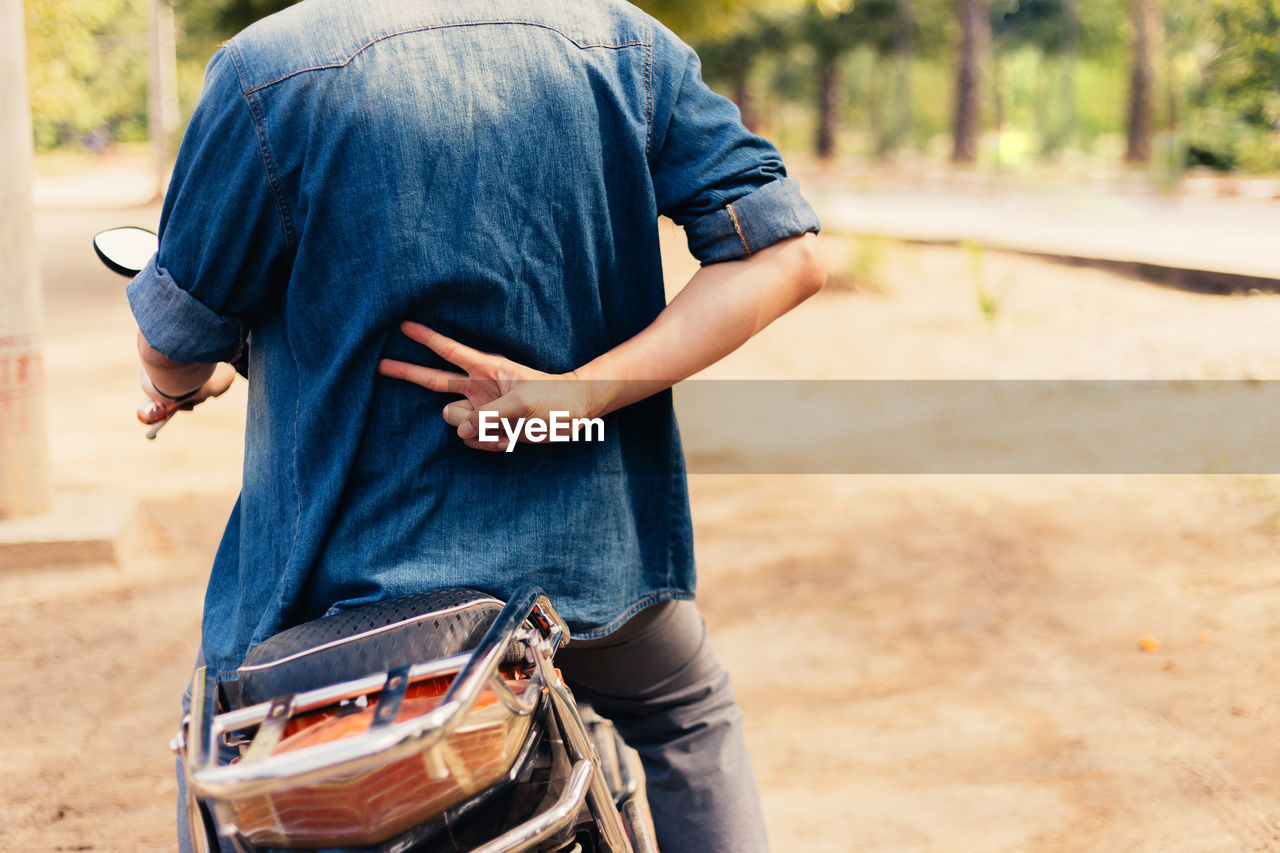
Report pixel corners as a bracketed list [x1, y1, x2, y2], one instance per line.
[176, 0, 298, 40]
[992, 0, 1065, 54]
[20, 0, 1280, 173]
[632, 0, 746, 41]
[633, 0, 816, 45]
[24, 0, 148, 150]
[799, 0, 897, 61]
[1075, 57, 1127, 145]
[827, 233, 891, 294]
[963, 240, 1000, 324]
[1206, 0, 1280, 119]
[910, 59, 956, 145]
[1186, 0, 1280, 171]
[162, 0, 300, 130]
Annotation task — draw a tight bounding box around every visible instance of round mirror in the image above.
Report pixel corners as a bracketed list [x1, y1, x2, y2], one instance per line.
[94, 226, 158, 277]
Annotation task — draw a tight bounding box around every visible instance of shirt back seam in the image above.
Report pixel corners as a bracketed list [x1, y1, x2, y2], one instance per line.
[223, 43, 298, 248]
[241, 19, 651, 94]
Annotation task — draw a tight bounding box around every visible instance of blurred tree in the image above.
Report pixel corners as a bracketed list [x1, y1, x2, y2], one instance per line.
[1205, 0, 1280, 125]
[952, 0, 989, 161]
[992, 0, 1064, 57]
[639, 0, 813, 141]
[1197, 0, 1279, 170]
[797, 0, 898, 158]
[986, 0, 1133, 157]
[188, 0, 295, 37]
[989, 0, 1040, 158]
[45, 0, 1274, 173]
[893, 0, 915, 150]
[1058, 0, 1077, 148]
[804, 1, 847, 159]
[696, 15, 793, 130]
[1125, 0, 1156, 161]
[24, 0, 148, 149]
[892, 0, 954, 150]
[633, 0, 745, 42]
[991, 0, 1065, 154]
[1173, 0, 1278, 172]
[181, 0, 787, 46]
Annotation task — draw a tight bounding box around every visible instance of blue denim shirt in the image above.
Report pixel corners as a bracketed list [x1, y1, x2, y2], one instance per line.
[128, 0, 820, 682]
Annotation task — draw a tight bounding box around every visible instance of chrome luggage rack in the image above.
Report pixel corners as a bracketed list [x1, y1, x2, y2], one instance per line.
[177, 585, 645, 853]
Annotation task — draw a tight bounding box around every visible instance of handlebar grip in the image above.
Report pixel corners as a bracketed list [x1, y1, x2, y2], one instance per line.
[137, 397, 177, 426]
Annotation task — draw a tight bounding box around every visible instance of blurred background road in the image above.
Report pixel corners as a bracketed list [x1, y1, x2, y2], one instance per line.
[814, 177, 1280, 283]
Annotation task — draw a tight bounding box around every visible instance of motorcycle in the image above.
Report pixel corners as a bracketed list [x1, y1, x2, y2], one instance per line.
[94, 227, 661, 853]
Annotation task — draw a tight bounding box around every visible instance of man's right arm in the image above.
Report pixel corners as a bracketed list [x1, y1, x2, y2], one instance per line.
[377, 233, 824, 449]
[571, 232, 825, 418]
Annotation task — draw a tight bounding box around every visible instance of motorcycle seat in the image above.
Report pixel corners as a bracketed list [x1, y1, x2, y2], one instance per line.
[234, 588, 503, 708]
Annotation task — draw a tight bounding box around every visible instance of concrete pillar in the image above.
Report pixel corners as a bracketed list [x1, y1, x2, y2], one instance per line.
[0, 0, 51, 520]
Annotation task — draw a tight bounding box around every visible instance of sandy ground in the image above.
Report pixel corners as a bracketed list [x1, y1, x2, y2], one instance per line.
[4, 202, 1280, 851]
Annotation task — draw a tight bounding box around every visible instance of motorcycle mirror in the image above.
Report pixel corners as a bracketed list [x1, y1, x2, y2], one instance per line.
[93, 226, 158, 277]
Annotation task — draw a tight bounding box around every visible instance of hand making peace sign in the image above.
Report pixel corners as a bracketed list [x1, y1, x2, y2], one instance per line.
[378, 321, 599, 452]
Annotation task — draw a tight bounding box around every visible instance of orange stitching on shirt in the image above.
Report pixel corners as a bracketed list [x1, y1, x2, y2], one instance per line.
[226, 44, 297, 247]
[726, 202, 752, 255]
[243, 20, 651, 93]
[643, 28, 653, 161]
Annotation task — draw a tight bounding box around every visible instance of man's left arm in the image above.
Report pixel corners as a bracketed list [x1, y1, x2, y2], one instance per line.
[137, 332, 235, 405]
[129, 46, 291, 406]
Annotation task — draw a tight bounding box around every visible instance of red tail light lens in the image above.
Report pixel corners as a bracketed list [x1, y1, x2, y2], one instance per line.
[224, 675, 535, 848]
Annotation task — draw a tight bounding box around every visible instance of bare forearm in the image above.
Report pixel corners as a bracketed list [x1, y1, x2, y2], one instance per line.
[574, 232, 825, 415]
[137, 330, 216, 398]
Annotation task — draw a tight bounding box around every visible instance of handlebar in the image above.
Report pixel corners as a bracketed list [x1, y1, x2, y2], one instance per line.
[137, 397, 181, 440]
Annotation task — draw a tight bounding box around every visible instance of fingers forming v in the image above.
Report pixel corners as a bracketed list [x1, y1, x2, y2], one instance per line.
[400, 322, 491, 373]
[377, 359, 467, 393]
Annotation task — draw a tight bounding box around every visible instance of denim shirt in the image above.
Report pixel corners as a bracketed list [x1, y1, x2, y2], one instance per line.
[128, 0, 820, 682]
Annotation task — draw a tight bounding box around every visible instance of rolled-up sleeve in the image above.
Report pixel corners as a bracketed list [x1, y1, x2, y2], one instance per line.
[649, 27, 820, 265]
[127, 255, 244, 363]
[127, 46, 291, 364]
[681, 178, 819, 265]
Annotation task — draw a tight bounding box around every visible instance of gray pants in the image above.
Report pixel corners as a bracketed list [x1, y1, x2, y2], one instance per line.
[557, 599, 769, 853]
[178, 599, 768, 853]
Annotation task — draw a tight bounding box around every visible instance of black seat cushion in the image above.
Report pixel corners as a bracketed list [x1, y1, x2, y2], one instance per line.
[235, 588, 502, 708]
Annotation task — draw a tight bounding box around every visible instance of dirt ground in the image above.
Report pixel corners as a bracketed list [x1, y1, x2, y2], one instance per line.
[4, 202, 1280, 852]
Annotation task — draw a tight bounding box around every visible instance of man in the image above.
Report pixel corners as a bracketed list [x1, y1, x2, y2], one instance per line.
[130, 0, 823, 850]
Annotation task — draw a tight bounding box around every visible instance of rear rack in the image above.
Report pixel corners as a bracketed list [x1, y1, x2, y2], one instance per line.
[182, 586, 565, 798]
[178, 585, 642, 852]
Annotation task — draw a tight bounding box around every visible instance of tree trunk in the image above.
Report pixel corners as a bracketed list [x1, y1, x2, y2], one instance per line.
[893, 0, 914, 150]
[1162, 7, 1178, 133]
[952, 0, 988, 163]
[991, 38, 1004, 167]
[1057, 0, 1078, 151]
[1034, 58, 1051, 153]
[1125, 0, 1155, 162]
[0, 0, 52, 519]
[816, 52, 839, 159]
[871, 59, 888, 156]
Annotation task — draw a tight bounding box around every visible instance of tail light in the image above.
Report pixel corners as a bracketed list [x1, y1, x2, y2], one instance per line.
[222, 674, 535, 848]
